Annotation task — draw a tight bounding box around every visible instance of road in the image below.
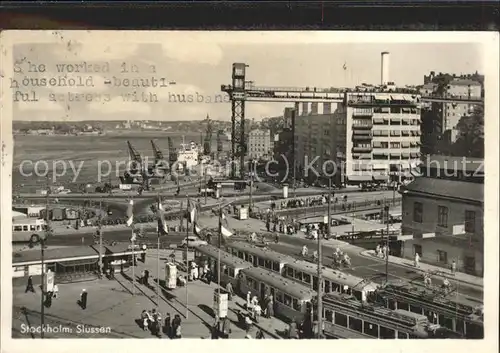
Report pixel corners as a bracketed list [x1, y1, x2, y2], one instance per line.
[258, 233, 483, 302]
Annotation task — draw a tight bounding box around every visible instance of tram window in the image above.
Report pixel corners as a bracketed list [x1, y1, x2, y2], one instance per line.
[456, 319, 465, 335]
[247, 277, 254, 288]
[364, 322, 379, 337]
[264, 260, 272, 270]
[286, 267, 294, 277]
[324, 281, 331, 293]
[237, 251, 244, 259]
[331, 282, 340, 292]
[398, 302, 409, 311]
[294, 271, 303, 281]
[441, 316, 453, 330]
[272, 261, 280, 272]
[349, 317, 363, 332]
[397, 331, 408, 339]
[388, 299, 396, 310]
[283, 294, 292, 307]
[37, 225, 42, 231]
[410, 304, 423, 314]
[353, 290, 362, 301]
[223, 266, 229, 275]
[228, 268, 235, 278]
[409, 334, 422, 339]
[379, 326, 395, 339]
[30, 225, 36, 231]
[13, 226, 23, 231]
[276, 291, 283, 303]
[292, 298, 301, 311]
[248, 255, 254, 264]
[258, 257, 264, 266]
[303, 273, 311, 284]
[335, 313, 348, 327]
[23, 225, 28, 231]
[325, 310, 333, 322]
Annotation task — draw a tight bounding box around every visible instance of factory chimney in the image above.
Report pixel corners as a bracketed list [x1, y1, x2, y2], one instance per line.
[381, 51, 390, 85]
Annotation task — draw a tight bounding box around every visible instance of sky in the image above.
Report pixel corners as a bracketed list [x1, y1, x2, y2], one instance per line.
[9, 31, 484, 122]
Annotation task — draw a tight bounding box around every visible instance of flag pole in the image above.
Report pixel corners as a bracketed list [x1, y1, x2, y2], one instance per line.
[218, 203, 222, 297]
[185, 196, 189, 319]
[130, 196, 135, 296]
[157, 194, 161, 309]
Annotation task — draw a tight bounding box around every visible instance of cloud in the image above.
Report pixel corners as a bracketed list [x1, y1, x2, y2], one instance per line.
[88, 96, 152, 116]
[52, 41, 139, 61]
[161, 37, 222, 65]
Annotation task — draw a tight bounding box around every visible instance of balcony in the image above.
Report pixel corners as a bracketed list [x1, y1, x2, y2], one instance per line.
[352, 108, 374, 117]
[352, 146, 373, 153]
[352, 123, 373, 130]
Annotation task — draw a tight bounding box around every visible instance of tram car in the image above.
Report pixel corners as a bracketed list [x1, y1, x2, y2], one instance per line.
[237, 267, 316, 323]
[282, 260, 379, 302]
[192, 244, 252, 287]
[224, 241, 295, 274]
[321, 291, 463, 339]
[225, 241, 379, 302]
[373, 281, 484, 338]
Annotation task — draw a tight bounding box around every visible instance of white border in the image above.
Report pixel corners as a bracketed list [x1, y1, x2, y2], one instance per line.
[1, 31, 498, 353]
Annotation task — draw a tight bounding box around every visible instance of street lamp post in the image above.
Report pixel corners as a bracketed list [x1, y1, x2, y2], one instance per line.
[384, 204, 390, 283]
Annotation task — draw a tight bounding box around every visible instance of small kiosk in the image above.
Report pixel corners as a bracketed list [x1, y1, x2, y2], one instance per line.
[236, 205, 249, 220]
[165, 262, 177, 289]
[282, 183, 289, 199]
[213, 289, 229, 318]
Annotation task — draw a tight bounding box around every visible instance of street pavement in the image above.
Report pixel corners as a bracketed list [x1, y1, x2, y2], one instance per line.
[12, 249, 287, 339]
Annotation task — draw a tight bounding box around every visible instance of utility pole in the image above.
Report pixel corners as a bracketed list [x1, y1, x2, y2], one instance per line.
[217, 203, 222, 296]
[249, 162, 254, 213]
[385, 203, 390, 283]
[98, 200, 103, 276]
[316, 178, 330, 339]
[41, 173, 50, 339]
[204, 164, 208, 204]
[185, 196, 190, 319]
[157, 194, 161, 310]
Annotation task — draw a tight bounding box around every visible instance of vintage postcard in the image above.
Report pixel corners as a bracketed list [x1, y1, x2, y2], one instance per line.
[0, 31, 498, 352]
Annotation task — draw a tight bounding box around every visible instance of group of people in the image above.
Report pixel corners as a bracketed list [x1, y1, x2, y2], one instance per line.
[25, 273, 60, 308]
[140, 310, 182, 338]
[375, 243, 391, 259]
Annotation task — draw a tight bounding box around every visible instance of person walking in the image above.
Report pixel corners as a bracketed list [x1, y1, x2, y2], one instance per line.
[164, 313, 171, 337]
[80, 289, 88, 310]
[225, 282, 234, 301]
[25, 276, 35, 293]
[221, 317, 231, 339]
[451, 260, 457, 275]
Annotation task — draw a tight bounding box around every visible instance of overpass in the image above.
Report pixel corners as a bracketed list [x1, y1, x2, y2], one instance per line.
[420, 94, 484, 105]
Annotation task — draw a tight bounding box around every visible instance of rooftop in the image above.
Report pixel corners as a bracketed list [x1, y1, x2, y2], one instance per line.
[13, 246, 98, 264]
[423, 155, 484, 174]
[401, 177, 483, 204]
[449, 79, 482, 87]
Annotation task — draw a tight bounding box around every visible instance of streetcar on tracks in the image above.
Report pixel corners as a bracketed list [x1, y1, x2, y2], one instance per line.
[12, 218, 47, 243]
[238, 266, 316, 323]
[192, 244, 252, 288]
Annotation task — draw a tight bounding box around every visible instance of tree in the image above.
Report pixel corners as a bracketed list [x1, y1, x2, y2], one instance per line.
[450, 105, 484, 158]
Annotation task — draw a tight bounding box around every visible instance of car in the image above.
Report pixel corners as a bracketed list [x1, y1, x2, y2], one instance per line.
[180, 236, 208, 248]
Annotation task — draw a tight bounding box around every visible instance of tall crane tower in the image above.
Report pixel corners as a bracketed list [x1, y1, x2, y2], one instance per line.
[203, 114, 213, 156]
[126, 141, 149, 191]
[167, 136, 177, 171]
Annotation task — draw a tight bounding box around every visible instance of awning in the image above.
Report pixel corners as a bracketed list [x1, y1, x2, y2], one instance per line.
[373, 175, 389, 181]
[57, 258, 98, 267]
[347, 175, 373, 182]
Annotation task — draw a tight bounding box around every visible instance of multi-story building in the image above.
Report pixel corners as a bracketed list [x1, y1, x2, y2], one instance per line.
[399, 155, 484, 276]
[248, 128, 273, 160]
[343, 92, 422, 184]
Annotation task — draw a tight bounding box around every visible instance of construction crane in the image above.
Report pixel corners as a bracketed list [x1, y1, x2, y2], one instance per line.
[167, 136, 177, 171]
[125, 141, 149, 191]
[203, 114, 213, 157]
[150, 139, 168, 177]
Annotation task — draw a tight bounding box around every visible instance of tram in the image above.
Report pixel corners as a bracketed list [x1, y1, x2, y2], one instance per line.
[321, 291, 463, 339]
[225, 241, 379, 302]
[225, 241, 295, 274]
[238, 267, 316, 323]
[374, 282, 484, 338]
[192, 244, 252, 287]
[282, 261, 379, 302]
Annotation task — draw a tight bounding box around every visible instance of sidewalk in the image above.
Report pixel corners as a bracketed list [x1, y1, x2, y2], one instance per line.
[359, 250, 484, 289]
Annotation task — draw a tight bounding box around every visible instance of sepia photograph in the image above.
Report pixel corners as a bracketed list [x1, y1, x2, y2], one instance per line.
[0, 31, 498, 349]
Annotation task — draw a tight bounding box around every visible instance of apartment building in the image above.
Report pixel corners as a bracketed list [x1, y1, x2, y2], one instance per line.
[248, 128, 273, 160]
[399, 155, 484, 276]
[343, 92, 422, 184]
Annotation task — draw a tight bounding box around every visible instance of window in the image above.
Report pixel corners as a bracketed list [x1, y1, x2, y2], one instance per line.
[437, 250, 448, 264]
[413, 202, 423, 223]
[283, 294, 292, 307]
[272, 261, 280, 272]
[335, 313, 348, 327]
[264, 260, 272, 270]
[286, 266, 294, 278]
[276, 291, 283, 303]
[438, 206, 448, 227]
[292, 298, 301, 311]
[13, 225, 23, 231]
[413, 245, 422, 257]
[30, 225, 36, 231]
[258, 257, 264, 266]
[23, 225, 28, 231]
[294, 271, 303, 281]
[324, 280, 331, 293]
[247, 277, 254, 288]
[228, 268, 235, 278]
[325, 310, 333, 322]
[465, 210, 476, 233]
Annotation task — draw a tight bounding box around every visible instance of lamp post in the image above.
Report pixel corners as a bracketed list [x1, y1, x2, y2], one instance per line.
[384, 204, 390, 283]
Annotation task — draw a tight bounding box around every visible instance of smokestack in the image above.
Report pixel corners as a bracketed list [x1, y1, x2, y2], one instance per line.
[381, 51, 390, 85]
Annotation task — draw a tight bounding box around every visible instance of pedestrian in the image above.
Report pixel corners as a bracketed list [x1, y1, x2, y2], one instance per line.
[246, 291, 252, 310]
[288, 318, 299, 339]
[198, 262, 205, 280]
[266, 296, 274, 318]
[25, 275, 35, 293]
[164, 313, 171, 337]
[256, 329, 265, 339]
[80, 289, 88, 310]
[141, 270, 145, 285]
[144, 270, 150, 286]
[451, 260, 456, 275]
[253, 303, 262, 323]
[141, 310, 149, 331]
[225, 282, 234, 301]
[172, 314, 182, 339]
[53, 284, 59, 299]
[221, 317, 231, 338]
[244, 315, 253, 333]
[414, 253, 420, 268]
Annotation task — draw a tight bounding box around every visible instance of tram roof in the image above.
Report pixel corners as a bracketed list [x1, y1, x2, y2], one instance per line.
[193, 244, 252, 268]
[285, 259, 379, 290]
[227, 241, 296, 263]
[241, 267, 316, 300]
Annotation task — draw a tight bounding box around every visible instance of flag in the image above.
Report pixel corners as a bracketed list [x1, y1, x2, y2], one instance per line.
[220, 224, 233, 238]
[193, 222, 202, 236]
[188, 200, 197, 223]
[126, 199, 134, 227]
[156, 198, 168, 236]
